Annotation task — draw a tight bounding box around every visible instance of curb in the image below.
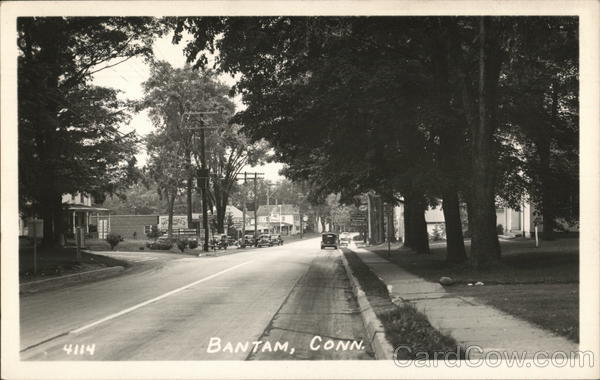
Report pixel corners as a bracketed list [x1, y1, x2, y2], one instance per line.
[20, 266, 125, 294]
[340, 249, 395, 360]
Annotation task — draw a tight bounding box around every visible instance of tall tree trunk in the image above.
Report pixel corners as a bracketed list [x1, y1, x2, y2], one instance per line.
[186, 151, 193, 227]
[39, 50, 62, 248]
[411, 196, 430, 254]
[403, 193, 430, 254]
[186, 175, 193, 227]
[469, 17, 502, 269]
[442, 191, 467, 263]
[215, 188, 227, 233]
[540, 83, 559, 240]
[403, 198, 413, 248]
[432, 18, 467, 263]
[539, 137, 555, 240]
[167, 191, 175, 239]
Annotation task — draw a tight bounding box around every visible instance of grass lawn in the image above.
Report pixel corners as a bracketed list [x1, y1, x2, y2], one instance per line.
[368, 236, 579, 342]
[19, 242, 129, 283]
[343, 249, 464, 358]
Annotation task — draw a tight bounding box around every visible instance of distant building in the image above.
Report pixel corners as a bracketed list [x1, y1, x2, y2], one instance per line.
[100, 214, 160, 239]
[62, 192, 110, 238]
[256, 204, 301, 235]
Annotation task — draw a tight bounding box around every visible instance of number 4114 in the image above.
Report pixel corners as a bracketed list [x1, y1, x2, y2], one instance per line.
[63, 344, 95, 356]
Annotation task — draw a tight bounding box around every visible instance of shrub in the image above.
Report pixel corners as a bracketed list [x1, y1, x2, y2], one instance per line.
[430, 224, 445, 241]
[496, 224, 504, 235]
[188, 239, 199, 249]
[176, 238, 188, 253]
[106, 233, 121, 250]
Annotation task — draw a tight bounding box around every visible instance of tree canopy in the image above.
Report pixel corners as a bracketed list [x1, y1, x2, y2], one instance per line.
[172, 16, 578, 268]
[18, 17, 167, 245]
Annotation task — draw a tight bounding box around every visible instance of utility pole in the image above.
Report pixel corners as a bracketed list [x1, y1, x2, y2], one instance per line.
[242, 172, 247, 239]
[236, 171, 263, 240]
[184, 110, 218, 252]
[254, 172, 259, 238]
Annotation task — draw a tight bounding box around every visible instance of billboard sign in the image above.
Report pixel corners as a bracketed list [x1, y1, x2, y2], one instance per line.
[158, 215, 188, 231]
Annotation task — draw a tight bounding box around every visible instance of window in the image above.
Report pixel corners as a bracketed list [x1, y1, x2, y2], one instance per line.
[144, 225, 152, 234]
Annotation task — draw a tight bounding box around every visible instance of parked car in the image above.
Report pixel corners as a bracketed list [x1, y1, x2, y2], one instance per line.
[257, 234, 272, 247]
[243, 234, 257, 247]
[146, 236, 173, 250]
[227, 236, 239, 247]
[321, 233, 339, 250]
[209, 234, 229, 250]
[270, 234, 283, 246]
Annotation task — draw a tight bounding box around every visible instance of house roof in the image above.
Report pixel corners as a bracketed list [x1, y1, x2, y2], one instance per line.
[225, 205, 243, 218]
[257, 204, 299, 216]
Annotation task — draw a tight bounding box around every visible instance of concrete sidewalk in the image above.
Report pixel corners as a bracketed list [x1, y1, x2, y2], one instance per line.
[349, 247, 579, 359]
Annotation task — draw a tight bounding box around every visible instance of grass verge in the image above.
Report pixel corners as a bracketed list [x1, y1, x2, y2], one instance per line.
[368, 237, 579, 342]
[343, 249, 465, 359]
[19, 247, 129, 283]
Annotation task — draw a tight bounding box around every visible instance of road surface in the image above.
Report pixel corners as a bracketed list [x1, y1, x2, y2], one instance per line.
[20, 238, 373, 360]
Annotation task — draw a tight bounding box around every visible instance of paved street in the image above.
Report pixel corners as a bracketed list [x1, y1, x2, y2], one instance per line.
[20, 238, 373, 360]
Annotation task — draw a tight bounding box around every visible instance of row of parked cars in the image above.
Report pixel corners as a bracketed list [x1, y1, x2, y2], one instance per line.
[242, 233, 284, 248]
[147, 233, 284, 251]
[202, 233, 284, 250]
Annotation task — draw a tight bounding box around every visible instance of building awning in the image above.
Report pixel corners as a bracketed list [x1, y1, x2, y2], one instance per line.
[65, 204, 110, 212]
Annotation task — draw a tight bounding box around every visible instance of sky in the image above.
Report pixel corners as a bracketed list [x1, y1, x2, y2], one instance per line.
[91, 31, 284, 182]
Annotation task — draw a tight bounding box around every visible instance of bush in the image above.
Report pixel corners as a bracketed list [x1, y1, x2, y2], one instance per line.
[496, 224, 504, 235]
[188, 240, 199, 249]
[106, 233, 121, 250]
[176, 238, 188, 253]
[430, 224, 445, 241]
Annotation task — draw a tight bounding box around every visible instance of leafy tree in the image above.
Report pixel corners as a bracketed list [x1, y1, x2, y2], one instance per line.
[501, 17, 578, 239]
[101, 181, 162, 215]
[18, 17, 165, 246]
[139, 61, 268, 234]
[208, 124, 269, 232]
[140, 61, 230, 226]
[174, 16, 578, 268]
[145, 132, 187, 238]
[174, 17, 435, 252]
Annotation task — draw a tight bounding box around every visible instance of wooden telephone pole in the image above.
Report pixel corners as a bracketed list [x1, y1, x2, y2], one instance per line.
[184, 110, 218, 252]
[236, 171, 264, 240]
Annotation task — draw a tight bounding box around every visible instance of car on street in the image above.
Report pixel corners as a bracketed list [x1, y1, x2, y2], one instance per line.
[227, 236, 239, 247]
[257, 234, 273, 247]
[352, 232, 366, 247]
[210, 234, 229, 250]
[339, 232, 351, 247]
[321, 233, 339, 250]
[340, 232, 361, 247]
[270, 234, 283, 246]
[243, 234, 257, 247]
